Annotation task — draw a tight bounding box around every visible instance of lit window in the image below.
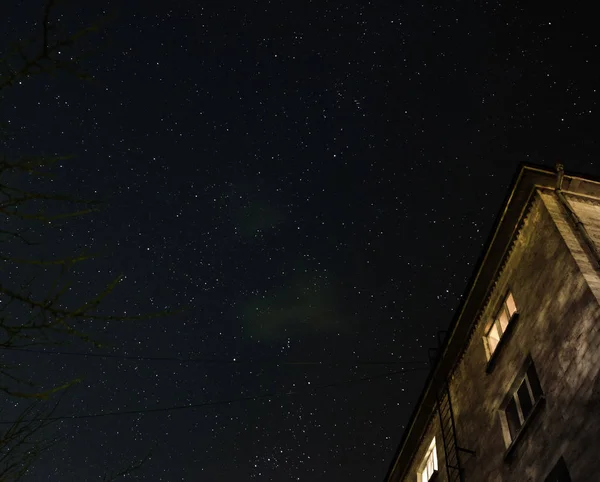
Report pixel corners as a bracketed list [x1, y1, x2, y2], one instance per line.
[485, 291, 518, 356]
[504, 363, 544, 441]
[417, 437, 438, 482]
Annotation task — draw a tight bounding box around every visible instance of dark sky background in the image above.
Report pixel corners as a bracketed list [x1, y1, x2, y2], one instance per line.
[1, 1, 599, 481]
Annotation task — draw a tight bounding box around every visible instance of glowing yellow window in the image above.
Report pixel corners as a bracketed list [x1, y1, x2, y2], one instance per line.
[417, 437, 438, 482]
[485, 291, 518, 357]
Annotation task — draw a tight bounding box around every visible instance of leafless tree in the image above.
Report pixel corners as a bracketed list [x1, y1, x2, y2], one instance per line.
[0, 2, 157, 479]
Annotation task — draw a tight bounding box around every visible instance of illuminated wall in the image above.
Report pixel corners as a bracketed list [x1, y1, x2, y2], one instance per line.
[398, 187, 600, 482]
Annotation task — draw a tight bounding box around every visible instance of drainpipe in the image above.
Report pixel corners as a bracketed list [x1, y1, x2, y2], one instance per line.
[554, 163, 600, 268]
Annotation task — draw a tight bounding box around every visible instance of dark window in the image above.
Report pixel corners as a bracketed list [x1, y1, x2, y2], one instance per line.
[527, 364, 543, 399]
[504, 362, 543, 441]
[505, 398, 521, 439]
[518, 382, 533, 419]
[545, 457, 571, 482]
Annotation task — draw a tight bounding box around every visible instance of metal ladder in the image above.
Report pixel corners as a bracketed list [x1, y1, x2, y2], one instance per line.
[436, 381, 475, 482]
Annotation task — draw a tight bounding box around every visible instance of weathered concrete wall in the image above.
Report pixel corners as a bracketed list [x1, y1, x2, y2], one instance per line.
[399, 190, 600, 482]
[568, 195, 600, 249]
[543, 192, 600, 305]
[536, 191, 600, 481]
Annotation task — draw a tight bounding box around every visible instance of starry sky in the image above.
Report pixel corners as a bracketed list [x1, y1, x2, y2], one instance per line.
[1, 1, 599, 481]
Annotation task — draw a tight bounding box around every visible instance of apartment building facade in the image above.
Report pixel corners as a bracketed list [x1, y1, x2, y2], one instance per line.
[385, 165, 600, 482]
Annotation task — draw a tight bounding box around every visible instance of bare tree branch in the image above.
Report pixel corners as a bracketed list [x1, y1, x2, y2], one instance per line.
[0, 2, 157, 478]
[0, 400, 62, 481]
[102, 449, 153, 482]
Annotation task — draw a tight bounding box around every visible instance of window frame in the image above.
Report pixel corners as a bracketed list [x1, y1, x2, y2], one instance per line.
[508, 368, 538, 435]
[417, 437, 438, 482]
[484, 291, 520, 373]
[500, 358, 546, 461]
[485, 291, 518, 356]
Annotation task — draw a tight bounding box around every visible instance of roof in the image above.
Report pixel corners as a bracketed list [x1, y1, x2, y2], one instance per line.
[384, 163, 600, 481]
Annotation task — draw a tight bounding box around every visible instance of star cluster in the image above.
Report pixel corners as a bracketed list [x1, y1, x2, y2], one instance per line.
[1, 0, 599, 480]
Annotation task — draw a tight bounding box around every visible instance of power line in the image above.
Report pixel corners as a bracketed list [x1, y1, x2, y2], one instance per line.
[0, 367, 428, 424]
[6, 346, 430, 367]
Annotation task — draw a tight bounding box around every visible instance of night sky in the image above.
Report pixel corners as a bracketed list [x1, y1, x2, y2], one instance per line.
[1, 1, 599, 481]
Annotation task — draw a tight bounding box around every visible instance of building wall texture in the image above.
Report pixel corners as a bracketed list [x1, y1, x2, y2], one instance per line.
[399, 188, 600, 482]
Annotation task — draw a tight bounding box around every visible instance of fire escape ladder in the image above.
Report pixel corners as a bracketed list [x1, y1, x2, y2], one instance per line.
[437, 382, 464, 482]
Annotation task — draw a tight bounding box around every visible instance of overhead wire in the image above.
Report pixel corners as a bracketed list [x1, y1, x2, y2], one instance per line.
[0, 366, 429, 424]
[6, 346, 430, 367]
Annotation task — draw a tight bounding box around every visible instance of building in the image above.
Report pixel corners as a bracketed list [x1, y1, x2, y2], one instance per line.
[384, 165, 600, 482]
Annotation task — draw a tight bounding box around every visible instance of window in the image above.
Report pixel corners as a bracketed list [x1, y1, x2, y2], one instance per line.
[545, 457, 571, 482]
[486, 291, 518, 356]
[504, 363, 544, 441]
[417, 438, 438, 482]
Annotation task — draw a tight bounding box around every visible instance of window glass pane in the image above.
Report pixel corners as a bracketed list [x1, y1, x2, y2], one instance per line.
[506, 397, 521, 439]
[527, 364, 543, 400]
[487, 324, 500, 354]
[419, 439, 436, 481]
[505, 292, 517, 316]
[518, 381, 534, 419]
[497, 307, 509, 333]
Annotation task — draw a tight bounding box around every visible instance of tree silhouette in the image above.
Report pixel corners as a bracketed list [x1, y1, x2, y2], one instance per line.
[0, 2, 156, 479]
